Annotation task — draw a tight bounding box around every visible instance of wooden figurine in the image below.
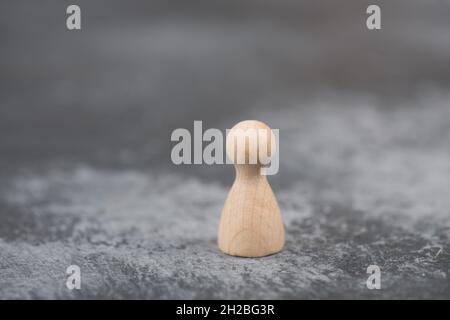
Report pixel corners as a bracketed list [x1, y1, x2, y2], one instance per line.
[218, 120, 284, 257]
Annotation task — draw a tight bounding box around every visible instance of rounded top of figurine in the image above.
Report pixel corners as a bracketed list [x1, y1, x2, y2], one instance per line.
[226, 120, 276, 166]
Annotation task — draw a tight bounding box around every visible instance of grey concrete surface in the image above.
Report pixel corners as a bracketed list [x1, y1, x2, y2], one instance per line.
[0, 1, 449, 299]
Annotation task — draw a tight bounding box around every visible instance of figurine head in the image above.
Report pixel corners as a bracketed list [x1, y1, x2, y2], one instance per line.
[226, 120, 276, 167]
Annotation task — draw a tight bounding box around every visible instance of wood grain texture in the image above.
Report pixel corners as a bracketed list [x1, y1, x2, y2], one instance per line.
[218, 120, 285, 257]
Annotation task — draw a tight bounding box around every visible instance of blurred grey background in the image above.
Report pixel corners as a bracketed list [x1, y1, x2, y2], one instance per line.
[0, 0, 449, 299]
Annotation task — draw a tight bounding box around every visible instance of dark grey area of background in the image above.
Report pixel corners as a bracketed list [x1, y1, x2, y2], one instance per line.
[0, 0, 449, 299]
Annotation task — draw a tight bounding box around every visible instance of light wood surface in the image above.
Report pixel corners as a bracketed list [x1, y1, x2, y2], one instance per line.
[218, 120, 284, 257]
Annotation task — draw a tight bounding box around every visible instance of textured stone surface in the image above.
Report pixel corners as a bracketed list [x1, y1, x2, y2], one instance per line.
[1, 1, 450, 299]
[1, 98, 450, 299]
